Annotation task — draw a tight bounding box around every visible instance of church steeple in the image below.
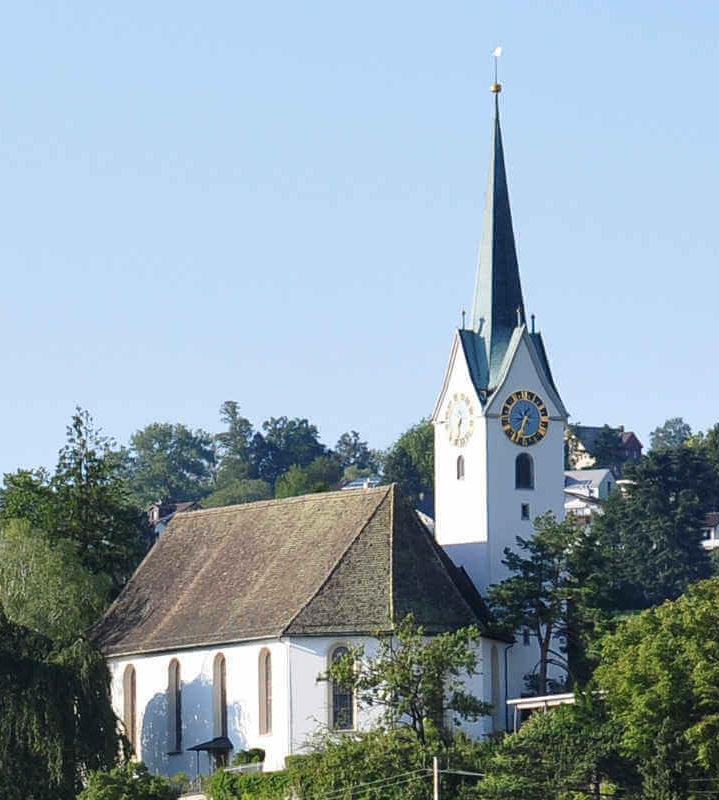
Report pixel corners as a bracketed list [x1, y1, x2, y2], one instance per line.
[470, 90, 525, 388]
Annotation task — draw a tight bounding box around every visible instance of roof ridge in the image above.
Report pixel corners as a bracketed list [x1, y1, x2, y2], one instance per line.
[282, 485, 394, 635]
[172, 484, 391, 521]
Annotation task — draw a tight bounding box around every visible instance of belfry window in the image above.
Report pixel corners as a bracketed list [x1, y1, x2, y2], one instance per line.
[456, 455, 465, 480]
[515, 453, 534, 490]
[123, 664, 137, 754]
[259, 648, 272, 735]
[168, 659, 182, 753]
[330, 646, 355, 731]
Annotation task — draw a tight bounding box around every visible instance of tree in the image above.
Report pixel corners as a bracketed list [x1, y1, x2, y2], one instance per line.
[476, 699, 639, 800]
[1, 410, 152, 594]
[326, 614, 489, 745]
[590, 424, 624, 470]
[0, 468, 54, 530]
[0, 610, 121, 800]
[0, 520, 110, 643]
[275, 456, 342, 499]
[54, 410, 152, 590]
[251, 417, 326, 485]
[593, 579, 719, 797]
[202, 478, 272, 509]
[214, 401, 255, 486]
[382, 420, 433, 508]
[592, 447, 715, 610]
[334, 431, 379, 472]
[128, 422, 215, 504]
[650, 416, 692, 451]
[487, 513, 586, 694]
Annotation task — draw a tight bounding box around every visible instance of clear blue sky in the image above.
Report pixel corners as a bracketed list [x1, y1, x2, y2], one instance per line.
[1, 1, 717, 475]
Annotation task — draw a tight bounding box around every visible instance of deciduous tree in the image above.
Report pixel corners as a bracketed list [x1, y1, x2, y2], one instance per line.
[326, 614, 488, 745]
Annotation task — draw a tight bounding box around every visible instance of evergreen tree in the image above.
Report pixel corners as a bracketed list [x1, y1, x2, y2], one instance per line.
[592, 447, 715, 609]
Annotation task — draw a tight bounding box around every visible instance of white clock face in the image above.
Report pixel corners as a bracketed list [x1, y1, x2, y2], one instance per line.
[446, 393, 475, 447]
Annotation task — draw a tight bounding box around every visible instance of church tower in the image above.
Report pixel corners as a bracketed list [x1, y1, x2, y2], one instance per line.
[431, 85, 568, 597]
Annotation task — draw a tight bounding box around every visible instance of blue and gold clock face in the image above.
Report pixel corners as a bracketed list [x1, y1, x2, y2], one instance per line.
[500, 390, 549, 446]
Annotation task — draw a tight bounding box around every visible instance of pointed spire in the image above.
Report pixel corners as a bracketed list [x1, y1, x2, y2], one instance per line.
[470, 91, 525, 387]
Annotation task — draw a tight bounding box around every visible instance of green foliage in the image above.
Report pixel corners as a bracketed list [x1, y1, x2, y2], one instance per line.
[591, 424, 624, 470]
[334, 430, 380, 472]
[251, 416, 326, 485]
[231, 747, 266, 766]
[650, 417, 692, 451]
[592, 447, 715, 610]
[476, 699, 640, 799]
[594, 579, 719, 797]
[382, 420, 433, 507]
[78, 761, 180, 800]
[0, 519, 110, 643]
[286, 729, 493, 800]
[0, 409, 152, 595]
[0, 610, 121, 800]
[0, 468, 55, 530]
[487, 513, 584, 693]
[326, 614, 488, 745]
[209, 768, 291, 800]
[203, 478, 273, 508]
[215, 401, 255, 486]
[275, 455, 342, 498]
[128, 421, 215, 504]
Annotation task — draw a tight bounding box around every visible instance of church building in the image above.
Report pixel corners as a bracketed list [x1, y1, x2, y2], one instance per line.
[93, 85, 567, 777]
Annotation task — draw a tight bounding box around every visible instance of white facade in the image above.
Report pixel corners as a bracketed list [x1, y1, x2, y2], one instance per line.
[432, 328, 566, 700]
[433, 330, 566, 593]
[108, 633, 497, 779]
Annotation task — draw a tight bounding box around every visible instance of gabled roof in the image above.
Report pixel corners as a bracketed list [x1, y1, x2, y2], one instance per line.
[93, 485, 500, 657]
[564, 469, 614, 490]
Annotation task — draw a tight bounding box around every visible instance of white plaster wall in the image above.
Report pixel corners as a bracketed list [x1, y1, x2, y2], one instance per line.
[483, 336, 566, 591]
[288, 635, 381, 754]
[433, 331, 567, 704]
[434, 335, 488, 553]
[108, 640, 290, 778]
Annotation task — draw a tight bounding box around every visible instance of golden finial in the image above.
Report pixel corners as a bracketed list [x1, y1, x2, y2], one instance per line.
[491, 46, 502, 93]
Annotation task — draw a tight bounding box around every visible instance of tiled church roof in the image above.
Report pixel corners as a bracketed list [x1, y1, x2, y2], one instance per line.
[93, 484, 500, 657]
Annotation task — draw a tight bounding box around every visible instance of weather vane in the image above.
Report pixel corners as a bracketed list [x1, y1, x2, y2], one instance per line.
[491, 46, 502, 93]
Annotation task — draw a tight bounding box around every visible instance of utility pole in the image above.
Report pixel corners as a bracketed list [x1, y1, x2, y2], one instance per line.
[433, 756, 439, 800]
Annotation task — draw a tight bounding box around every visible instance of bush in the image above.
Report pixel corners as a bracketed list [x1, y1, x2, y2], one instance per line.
[231, 748, 266, 766]
[208, 769, 291, 800]
[77, 762, 180, 800]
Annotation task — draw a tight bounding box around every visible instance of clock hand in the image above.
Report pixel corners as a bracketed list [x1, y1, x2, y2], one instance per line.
[517, 413, 529, 437]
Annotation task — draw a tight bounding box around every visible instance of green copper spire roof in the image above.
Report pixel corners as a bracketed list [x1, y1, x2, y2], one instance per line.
[470, 94, 525, 388]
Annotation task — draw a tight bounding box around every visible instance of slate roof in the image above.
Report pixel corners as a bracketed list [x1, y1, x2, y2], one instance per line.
[470, 95, 524, 388]
[564, 469, 614, 491]
[93, 484, 501, 657]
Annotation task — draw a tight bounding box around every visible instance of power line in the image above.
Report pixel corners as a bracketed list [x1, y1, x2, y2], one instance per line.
[302, 769, 430, 800]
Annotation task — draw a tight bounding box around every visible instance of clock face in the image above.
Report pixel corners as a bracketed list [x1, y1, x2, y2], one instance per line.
[500, 390, 549, 447]
[446, 393, 475, 447]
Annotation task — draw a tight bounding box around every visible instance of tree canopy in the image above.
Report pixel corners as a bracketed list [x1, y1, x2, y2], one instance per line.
[0, 610, 121, 800]
[327, 614, 488, 745]
[650, 416, 693, 451]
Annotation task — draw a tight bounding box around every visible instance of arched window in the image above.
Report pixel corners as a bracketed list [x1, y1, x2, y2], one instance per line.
[515, 453, 534, 490]
[329, 646, 355, 731]
[213, 653, 227, 738]
[168, 659, 182, 753]
[259, 648, 272, 735]
[456, 455, 465, 480]
[123, 664, 137, 754]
